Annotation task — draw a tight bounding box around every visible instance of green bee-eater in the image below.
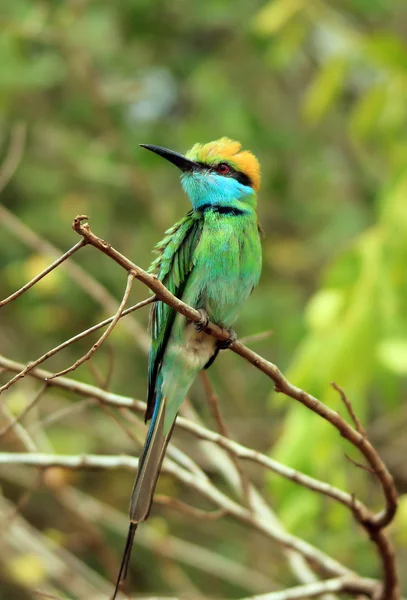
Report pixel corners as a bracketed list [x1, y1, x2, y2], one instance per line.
[114, 138, 262, 596]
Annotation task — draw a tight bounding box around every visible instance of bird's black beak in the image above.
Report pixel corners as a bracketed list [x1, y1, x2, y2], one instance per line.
[140, 144, 202, 172]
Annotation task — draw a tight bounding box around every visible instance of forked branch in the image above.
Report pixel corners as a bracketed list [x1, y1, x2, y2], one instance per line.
[69, 215, 399, 600]
[0, 213, 400, 599]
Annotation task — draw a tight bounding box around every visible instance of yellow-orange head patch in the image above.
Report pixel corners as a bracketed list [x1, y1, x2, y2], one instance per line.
[186, 137, 261, 191]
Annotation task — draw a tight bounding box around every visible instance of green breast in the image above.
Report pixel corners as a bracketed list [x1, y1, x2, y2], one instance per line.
[188, 210, 262, 326]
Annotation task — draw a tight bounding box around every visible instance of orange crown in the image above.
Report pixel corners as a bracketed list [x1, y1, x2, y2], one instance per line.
[186, 137, 261, 191]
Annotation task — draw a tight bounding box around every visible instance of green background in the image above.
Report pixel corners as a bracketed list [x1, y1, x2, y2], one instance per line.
[1, 0, 407, 597]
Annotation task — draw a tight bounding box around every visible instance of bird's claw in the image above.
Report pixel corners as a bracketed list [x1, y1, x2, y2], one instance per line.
[218, 329, 237, 350]
[195, 309, 209, 332]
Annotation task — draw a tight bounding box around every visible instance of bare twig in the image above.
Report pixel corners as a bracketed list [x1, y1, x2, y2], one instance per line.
[28, 397, 94, 432]
[46, 271, 135, 380]
[0, 211, 399, 598]
[0, 353, 399, 598]
[69, 216, 399, 600]
[0, 122, 26, 194]
[0, 382, 48, 440]
[200, 371, 253, 510]
[0, 350, 397, 597]
[60, 485, 277, 594]
[0, 205, 150, 350]
[0, 240, 86, 307]
[72, 217, 397, 524]
[0, 354, 374, 514]
[34, 590, 70, 600]
[345, 454, 375, 475]
[0, 493, 117, 599]
[0, 295, 154, 394]
[0, 451, 360, 580]
[238, 576, 378, 600]
[239, 330, 273, 345]
[154, 495, 227, 521]
[5, 471, 43, 527]
[332, 382, 367, 437]
[0, 402, 38, 452]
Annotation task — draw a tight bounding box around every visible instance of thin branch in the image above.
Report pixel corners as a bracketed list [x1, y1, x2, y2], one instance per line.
[154, 495, 228, 521]
[72, 217, 396, 517]
[5, 471, 43, 527]
[0, 451, 360, 580]
[0, 354, 398, 599]
[34, 592, 70, 600]
[332, 382, 367, 437]
[0, 240, 87, 307]
[28, 397, 94, 432]
[0, 354, 350, 592]
[345, 454, 375, 475]
[34, 591, 69, 600]
[0, 350, 395, 595]
[70, 216, 399, 600]
[177, 403, 333, 596]
[70, 217, 398, 528]
[60, 485, 277, 595]
[0, 493, 117, 598]
[200, 371, 253, 510]
[0, 122, 26, 194]
[239, 576, 378, 600]
[0, 204, 150, 351]
[46, 271, 135, 380]
[0, 382, 48, 440]
[0, 402, 38, 452]
[239, 330, 273, 345]
[0, 354, 371, 513]
[0, 295, 154, 394]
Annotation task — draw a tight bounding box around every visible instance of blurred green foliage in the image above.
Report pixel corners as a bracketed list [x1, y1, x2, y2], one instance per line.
[1, 0, 407, 597]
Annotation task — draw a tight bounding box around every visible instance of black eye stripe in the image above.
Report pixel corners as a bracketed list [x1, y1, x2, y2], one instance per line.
[195, 162, 252, 187]
[233, 171, 252, 187]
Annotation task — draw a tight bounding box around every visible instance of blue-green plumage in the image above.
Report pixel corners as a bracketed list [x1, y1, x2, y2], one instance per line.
[113, 138, 262, 597]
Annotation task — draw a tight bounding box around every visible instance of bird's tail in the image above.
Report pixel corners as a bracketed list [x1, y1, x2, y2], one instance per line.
[112, 396, 174, 599]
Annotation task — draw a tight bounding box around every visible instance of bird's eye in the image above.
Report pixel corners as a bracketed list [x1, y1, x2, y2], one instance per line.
[217, 163, 230, 174]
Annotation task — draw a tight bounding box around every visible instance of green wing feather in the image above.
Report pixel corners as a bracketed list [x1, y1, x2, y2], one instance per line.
[146, 210, 203, 421]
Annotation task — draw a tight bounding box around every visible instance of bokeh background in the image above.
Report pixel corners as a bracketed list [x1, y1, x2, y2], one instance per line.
[1, 0, 407, 598]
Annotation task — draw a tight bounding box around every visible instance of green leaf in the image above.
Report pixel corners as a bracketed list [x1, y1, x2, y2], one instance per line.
[377, 338, 407, 374]
[253, 0, 305, 36]
[349, 85, 387, 139]
[305, 289, 344, 331]
[363, 33, 407, 73]
[303, 57, 348, 124]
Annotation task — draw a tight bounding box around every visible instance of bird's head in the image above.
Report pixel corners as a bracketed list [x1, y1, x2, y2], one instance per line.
[141, 138, 260, 212]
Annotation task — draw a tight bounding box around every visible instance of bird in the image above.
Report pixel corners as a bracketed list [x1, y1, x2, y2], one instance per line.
[113, 137, 262, 597]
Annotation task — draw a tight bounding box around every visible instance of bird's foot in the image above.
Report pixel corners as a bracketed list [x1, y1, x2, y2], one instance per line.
[218, 329, 237, 350]
[195, 309, 209, 332]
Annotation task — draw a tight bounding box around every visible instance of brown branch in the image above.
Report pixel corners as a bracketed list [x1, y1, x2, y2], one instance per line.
[34, 591, 69, 600]
[0, 351, 396, 597]
[238, 575, 379, 600]
[0, 382, 48, 440]
[154, 495, 228, 521]
[0, 122, 26, 195]
[332, 382, 367, 437]
[345, 453, 376, 475]
[0, 295, 154, 394]
[70, 216, 399, 600]
[0, 240, 86, 307]
[0, 451, 359, 581]
[0, 204, 150, 351]
[72, 217, 397, 523]
[46, 271, 135, 380]
[200, 371, 253, 510]
[65, 487, 277, 595]
[0, 354, 370, 513]
[239, 330, 273, 345]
